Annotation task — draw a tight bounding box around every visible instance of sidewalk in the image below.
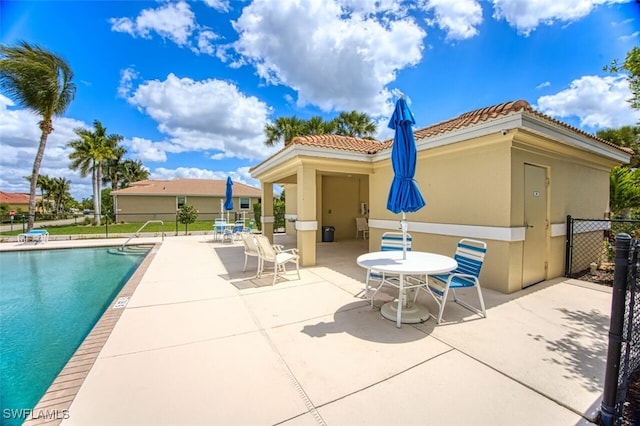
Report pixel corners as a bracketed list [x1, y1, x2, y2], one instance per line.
[25, 236, 610, 425]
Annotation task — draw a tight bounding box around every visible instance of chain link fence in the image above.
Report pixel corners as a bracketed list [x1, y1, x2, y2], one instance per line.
[564, 216, 640, 285]
[600, 235, 640, 425]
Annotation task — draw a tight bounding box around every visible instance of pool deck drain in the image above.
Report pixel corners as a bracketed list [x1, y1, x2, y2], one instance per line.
[22, 243, 159, 426]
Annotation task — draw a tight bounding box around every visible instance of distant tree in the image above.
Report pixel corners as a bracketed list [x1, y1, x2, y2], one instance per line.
[67, 120, 121, 225]
[102, 145, 127, 190]
[120, 159, 149, 187]
[605, 46, 640, 111]
[50, 176, 71, 215]
[332, 110, 376, 139]
[610, 166, 640, 218]
[265, 116, 307, 146]
[304, 116, 335, 135]
[0, 41, 76, 230]
[597, 126, 640, 168]
[264, 111, 377, 147]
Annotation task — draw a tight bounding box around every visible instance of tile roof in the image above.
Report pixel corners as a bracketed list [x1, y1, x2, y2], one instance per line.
[289, 134, 385, 154]
[0, 191, 32, 204]
[111, 179, 261, 197]
[285, 99, 632, 156]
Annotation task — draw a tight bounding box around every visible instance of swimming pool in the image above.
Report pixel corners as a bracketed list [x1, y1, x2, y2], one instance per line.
[0, 246, 151, 425]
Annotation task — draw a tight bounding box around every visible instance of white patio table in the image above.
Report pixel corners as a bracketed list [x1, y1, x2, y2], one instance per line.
[357, 251, 457, 328]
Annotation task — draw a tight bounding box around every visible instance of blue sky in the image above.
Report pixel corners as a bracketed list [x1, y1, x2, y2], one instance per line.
[1, 0, 639, 201]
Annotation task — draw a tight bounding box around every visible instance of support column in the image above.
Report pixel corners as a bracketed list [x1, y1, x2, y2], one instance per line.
[296, 166, 317, 266]
[261, 182, 274, 242]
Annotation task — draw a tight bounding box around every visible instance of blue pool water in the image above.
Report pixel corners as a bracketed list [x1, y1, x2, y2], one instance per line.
[0, 246, 150, 425]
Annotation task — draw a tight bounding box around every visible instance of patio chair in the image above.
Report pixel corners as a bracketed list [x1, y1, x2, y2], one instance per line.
[239, 232, 260, 274]
[355, 217, 369, 240]
[365, 232, 412, 299]
[232, 220, 244, 241]
[243, 219, 255, 233]
[18, 229, 49, 244]
[416, 238, 487, 324]
[253, 234, 300, 285]
[213, 219, 227, 241]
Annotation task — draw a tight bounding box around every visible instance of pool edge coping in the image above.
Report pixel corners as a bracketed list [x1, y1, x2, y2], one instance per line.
[21, 242, 161, 426]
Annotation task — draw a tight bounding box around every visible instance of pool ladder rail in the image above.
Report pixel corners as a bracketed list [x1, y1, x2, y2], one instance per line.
[121, 220, 165, 250]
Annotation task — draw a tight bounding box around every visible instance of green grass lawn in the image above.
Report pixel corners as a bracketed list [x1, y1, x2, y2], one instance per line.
[0, 221, 225, 236]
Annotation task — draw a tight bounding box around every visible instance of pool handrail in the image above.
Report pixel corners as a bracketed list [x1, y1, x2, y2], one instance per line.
[122, 220, 164, 250]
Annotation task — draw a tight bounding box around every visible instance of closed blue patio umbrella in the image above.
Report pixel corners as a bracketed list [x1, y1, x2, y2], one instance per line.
[387, 96, 425, 259]
[224, 177, 234, 222]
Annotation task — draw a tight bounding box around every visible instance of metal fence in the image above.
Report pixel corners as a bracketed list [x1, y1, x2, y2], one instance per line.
[600, 234, 640, 426]
[564, 216, 640, 285]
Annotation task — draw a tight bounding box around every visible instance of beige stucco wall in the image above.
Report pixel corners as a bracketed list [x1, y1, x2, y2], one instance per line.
[367, 132, 617, 293]
[114, 195, 258, 223]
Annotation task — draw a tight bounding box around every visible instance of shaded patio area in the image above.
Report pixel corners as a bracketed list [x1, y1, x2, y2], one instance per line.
[21, 234, 609, 425]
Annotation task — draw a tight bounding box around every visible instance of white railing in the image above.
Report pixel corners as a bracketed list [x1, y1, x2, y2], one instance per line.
[121, 220, 164, 250]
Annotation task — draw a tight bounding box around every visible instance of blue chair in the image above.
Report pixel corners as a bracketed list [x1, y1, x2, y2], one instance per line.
[418, 238, 487, 324]
[213, 219, 228, 241]
[244, 219, 255, 233]
[365, 232, 412, 302]
[232, 220, 244, 241]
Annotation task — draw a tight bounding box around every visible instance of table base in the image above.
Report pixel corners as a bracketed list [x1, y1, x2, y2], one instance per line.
[380, 301, 430, 324]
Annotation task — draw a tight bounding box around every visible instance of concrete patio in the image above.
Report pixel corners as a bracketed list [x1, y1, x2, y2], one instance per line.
[17, 234, 612, 425]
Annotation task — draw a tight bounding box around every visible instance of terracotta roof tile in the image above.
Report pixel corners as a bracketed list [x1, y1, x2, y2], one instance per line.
[111, 179, 261, 197]
[290, 134, 385, 154]
[0, 191, 32, 204]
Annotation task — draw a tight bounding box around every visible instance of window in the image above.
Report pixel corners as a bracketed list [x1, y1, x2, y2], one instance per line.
[177, 196, 186, 209]
[240, 197, 250, 209]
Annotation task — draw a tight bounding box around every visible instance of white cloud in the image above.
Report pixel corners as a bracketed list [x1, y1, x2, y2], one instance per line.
[535, 74, 640, 129]
[202, 0, 231, 12]
[492, 0, 629, 36]
[117, 67, 139, 98]
[109, 1, 218, 55]
[0, 95, 94, 200]
[150, 166, 261, 189]
[536, 81, 551, 89]
[422, 0, 483, 40]
[125, 73, 278, 161]
[229, 0, 426, 116]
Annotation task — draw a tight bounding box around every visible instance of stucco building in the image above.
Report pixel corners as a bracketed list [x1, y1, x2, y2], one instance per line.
[250, 100, 633, 293]
[111, 179, 261, 223]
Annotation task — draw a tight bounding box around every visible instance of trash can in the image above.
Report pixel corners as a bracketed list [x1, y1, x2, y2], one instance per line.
[322, 226, 335, 242]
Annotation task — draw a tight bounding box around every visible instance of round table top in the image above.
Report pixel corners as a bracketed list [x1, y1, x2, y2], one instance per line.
[356, 250, 457, 275]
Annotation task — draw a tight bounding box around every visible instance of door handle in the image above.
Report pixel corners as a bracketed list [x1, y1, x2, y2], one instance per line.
[524, 222, 534, 228]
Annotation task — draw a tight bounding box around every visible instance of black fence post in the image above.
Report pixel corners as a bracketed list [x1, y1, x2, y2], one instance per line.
[601, 233, 632, 426]
[564, 215, 573, 277]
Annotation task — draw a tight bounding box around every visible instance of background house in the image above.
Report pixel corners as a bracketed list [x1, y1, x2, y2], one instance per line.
[111, 179, 261, 223]
[250, 100, 632, 293]
[0, 191, 43, 214]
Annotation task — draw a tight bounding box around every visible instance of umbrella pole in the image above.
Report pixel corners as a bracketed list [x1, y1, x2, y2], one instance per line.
[220, 199, 224, 220]
[401, 212, 408, 260]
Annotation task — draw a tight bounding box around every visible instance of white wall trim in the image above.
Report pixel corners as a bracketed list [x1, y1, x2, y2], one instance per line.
[295, 220, 318, 231]
[368, 219, 567, 242]
[551, 223, 566, 237]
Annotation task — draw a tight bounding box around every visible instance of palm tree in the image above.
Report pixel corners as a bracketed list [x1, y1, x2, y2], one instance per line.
[120, 159, 149, 188]
[49, 176, 71, 216]
[333, 111, 377, 139]
[0, 41, 76, 230]
[610, 166, 640, 218]
[102, 145, 127, 190]
[304, 116, 335, 135]
[264, 116, 307, 146]
[67, 120, 120, 225]
[597, 126, 640, 168]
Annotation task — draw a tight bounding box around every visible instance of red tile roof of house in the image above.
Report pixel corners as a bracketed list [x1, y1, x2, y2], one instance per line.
[0, 191, 32, 204]
[111, 179, 261, 197]
[285, 100, 632, 156]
